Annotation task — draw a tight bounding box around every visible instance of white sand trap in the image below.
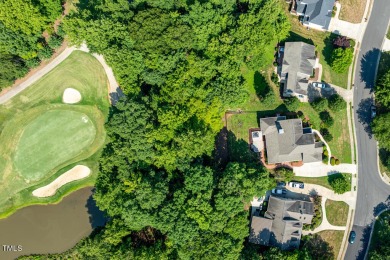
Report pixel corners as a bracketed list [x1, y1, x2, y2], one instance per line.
[32, 165, 91, 198]
[62, 88, 81, 104]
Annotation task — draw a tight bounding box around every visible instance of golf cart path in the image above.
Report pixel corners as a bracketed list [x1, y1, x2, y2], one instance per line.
[0, 44, 121, 105]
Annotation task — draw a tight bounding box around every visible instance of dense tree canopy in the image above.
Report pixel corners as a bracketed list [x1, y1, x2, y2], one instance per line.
[26, 0, 291, 258]
[0, 0, 62, 89]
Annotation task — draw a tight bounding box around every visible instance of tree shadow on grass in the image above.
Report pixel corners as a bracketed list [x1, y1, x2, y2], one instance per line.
[281, 31, 315, 46]
[322, 33, 339, 66]
[253, 71, 273, 100]
[227, 129, 259, 164]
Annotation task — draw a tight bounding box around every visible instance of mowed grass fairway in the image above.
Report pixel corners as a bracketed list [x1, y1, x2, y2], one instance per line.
[0, 51, 109, 218]
[14, 110, 96, 181]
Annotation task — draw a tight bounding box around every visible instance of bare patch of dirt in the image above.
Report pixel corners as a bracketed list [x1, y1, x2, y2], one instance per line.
[339, 0, 367, 23]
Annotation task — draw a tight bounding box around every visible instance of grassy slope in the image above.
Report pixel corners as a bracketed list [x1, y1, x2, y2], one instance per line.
[0, 51, 109, 218]
[294, 173, 352, 191]
[339, 0, 367, 24]
[325, 199, 349, 226]
[317, 230, 344, 258]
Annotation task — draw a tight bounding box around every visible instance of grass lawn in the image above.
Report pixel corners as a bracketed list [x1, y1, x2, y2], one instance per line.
[0, 51, 109, 218]
[227, 87, 351, 163]
[282, 4, 350, 88]
[339, 0, 367, 23]
[294, 173, 352, 191]
[325, 199, 349, 226]
[317, 230, 344, 258]
[369, 210, 390, 256]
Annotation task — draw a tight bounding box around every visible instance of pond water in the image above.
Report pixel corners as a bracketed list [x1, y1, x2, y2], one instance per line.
[0, 187, 106, 260]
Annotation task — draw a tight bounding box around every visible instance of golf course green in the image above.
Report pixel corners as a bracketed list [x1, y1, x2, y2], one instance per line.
[0, 51, 109, 218]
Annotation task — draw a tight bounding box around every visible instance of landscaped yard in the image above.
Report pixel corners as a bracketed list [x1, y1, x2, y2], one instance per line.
[294, 173, 352, 191]
[339, 0, 367, 23]
[0, 51, 109, 218]
[325, 199, 349, 226]
[317, 230, 345, 258]
[368, 210, 390, 257]
[282, 3, 350, 88]
[227, 80, 351, 163]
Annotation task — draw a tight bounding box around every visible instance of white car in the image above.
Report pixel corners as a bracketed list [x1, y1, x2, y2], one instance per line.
[312, 82, 326, 89]
[288, 181, 304, 189]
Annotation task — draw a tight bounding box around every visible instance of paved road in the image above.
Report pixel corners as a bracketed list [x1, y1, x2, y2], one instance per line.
[346, 1, 390, 259]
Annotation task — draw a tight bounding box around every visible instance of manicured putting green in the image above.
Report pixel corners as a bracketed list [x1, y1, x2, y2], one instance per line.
[13, 110, 96, 181]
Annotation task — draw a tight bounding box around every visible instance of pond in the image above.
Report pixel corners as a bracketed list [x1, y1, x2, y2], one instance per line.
[0, 187, 105, 260]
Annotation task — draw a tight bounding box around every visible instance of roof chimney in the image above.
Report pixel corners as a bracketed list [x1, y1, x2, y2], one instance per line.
[278, 128, 284, 134]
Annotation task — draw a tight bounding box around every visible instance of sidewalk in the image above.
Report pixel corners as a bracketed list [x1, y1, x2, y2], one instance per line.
[327, 84, 353, 102]
[328, 3, 361, 40]
[302, 197, 346, 235]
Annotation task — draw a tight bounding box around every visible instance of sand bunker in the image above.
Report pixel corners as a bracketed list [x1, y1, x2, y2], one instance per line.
[62, 88, 81, 104]
[32, 165, 91, 198]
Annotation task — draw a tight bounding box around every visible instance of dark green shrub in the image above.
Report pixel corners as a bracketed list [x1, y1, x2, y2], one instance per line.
[48, 34, 63, 49]
[328, 94, 346, 111]
[320, 128, 333, 142]
[56, 23, 66, 37]
[320, 110, 334, 127]
[311, 97, 328, 112]
[335, 159, 340, 165]
[284, 96, 300, 111]
[37, 46, 53, 60]
[271, 72, 279, 85]
[331, 47, 353, 73]
[274, 167, 294, 182]
[262, 90, 276, 107]
[323, 150, 328, 157]
[25, 58, 40, 68]
[329, 175, 350, 194]
[330, 157, 335, 166]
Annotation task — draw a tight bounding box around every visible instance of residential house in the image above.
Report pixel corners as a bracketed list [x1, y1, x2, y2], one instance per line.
[260, 116, 323, 165]
[280, 42, 317, 102]
[293, 0, 335, 31]
[249, 195, 314, 250]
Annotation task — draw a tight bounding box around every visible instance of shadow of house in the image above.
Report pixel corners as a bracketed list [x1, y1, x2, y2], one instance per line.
[356, 97, 374, 137]
[360, 48, 381, 89]
[249, 195, 314, 250]
[282, 32, 315, 46]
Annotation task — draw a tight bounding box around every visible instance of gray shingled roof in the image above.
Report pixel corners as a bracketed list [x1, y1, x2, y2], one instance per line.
[249, 216, 273, 245]
[250, 196, 314, 250]
[260, 117, 323, 164]
[282, 42, 316, 95]
[297, 0, 335, 30]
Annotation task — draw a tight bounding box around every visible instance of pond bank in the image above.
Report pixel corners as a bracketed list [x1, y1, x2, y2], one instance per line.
[0, 187, 105, 260]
